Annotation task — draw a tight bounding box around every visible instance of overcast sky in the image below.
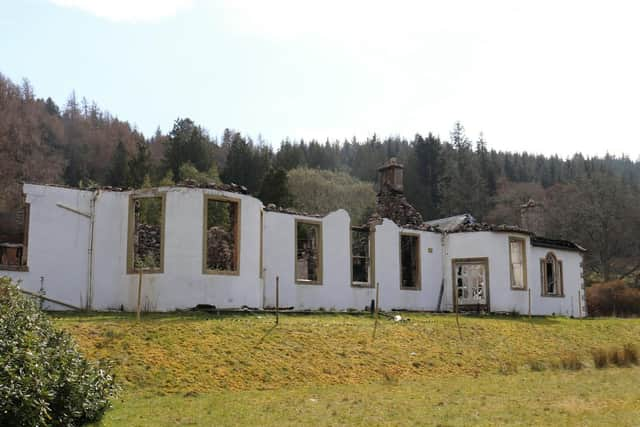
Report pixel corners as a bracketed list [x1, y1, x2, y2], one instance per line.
[2, 0, 639, 158]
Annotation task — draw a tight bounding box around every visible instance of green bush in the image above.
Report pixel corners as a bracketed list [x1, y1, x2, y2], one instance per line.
[0, 277, 118, 426]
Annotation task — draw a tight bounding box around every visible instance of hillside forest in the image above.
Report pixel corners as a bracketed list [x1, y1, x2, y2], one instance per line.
[2, 73, 640, 287]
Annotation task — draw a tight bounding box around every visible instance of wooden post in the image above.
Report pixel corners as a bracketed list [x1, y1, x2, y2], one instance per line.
[136, 268, 143, 322]
[275, 275, 280, 325]
[578, 289, 582, 318]
[373, 282, 380, 339]
[454, 287, 462, 341]
[528, 288, 532, 322]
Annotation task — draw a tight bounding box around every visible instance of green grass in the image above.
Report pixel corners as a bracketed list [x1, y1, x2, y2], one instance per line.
[52, 312, 640, 426]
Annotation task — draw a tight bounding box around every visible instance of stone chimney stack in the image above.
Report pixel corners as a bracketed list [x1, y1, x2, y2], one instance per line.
[520, 199, 545, 236]
[375, 158, 423, 226]
[378, 157, 404, 193]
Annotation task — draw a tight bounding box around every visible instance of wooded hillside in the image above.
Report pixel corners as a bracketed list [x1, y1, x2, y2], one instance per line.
[2, 73, 640, 284]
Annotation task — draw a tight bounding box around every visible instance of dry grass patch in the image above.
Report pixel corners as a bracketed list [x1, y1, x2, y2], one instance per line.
[54, 313, 640, 394]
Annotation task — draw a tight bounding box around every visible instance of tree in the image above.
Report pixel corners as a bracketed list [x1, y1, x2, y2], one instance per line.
[128, 139, 151, 188]
[221, 130, 272, 193]
[163, 118, 213, 181]
[258, 167, 291, 206]
[287, 168, 376, 223]
[546, 173, 640, 282]
[107, 140, 129, 187]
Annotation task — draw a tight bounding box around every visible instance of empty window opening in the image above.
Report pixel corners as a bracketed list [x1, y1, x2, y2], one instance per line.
[128, 195, 164, 273]
[541, 252, 563, 296]
[0, 203, 30, 271]
[453, 258, 489, 307]
[509, 237, 527, 290]
[352, 228, 372, 285]
[400, 234, 420, 289]
[204, 196, 240, 274]
[296, 221, 322, 284]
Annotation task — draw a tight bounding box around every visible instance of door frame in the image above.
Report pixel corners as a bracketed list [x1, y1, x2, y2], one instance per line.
[451, 257, 490, 312]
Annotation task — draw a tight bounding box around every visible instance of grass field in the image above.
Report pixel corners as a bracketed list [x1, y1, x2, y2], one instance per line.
[53, 312, 640, 426]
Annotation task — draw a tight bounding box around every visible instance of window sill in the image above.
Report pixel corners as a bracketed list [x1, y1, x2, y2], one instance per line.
[126, 268, 164, 275]
[203, 269, 240, 276]
[351, 282, 374, 288]
[0, 265, 29, 272]
[295, 280, 322, 286]
[400, 286, 421, 291]
[510, 287, 528, 291]
[541, 294, 565, 298]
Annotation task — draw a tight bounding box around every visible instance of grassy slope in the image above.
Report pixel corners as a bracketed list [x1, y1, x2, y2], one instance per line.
[54, 313, 640, 426]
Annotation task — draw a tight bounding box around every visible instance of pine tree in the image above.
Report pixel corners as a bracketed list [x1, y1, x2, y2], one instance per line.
[107, 141, 129, 187]
[258, 167, 292, 206]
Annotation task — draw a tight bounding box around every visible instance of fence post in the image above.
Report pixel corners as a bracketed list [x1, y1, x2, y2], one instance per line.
[373, 282, 380, 339]
[528, 288, 532, 322]
[454, 286, 462, 340]
[137, 268, 143, 322]
[275, 275, 280, 325]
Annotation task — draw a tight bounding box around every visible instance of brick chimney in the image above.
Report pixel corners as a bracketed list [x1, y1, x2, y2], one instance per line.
[520, 199, 545, 236]
[375, 158, 423, 226]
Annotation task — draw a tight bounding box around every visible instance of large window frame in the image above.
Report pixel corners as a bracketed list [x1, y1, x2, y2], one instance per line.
[508, 236, 527, 290]
[399, 232, 421, 290]
[351, 226, 375, 288]
[202, 194, 241, 276]
[295, 219, 323, 285]
[0, 203, 30, 272]
[127, 192, 166, 274]
[540, 252, 563, 297]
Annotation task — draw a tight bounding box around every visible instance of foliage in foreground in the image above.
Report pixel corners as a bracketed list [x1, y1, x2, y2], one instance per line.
[586, 280, 640, 317]
[0, 278, 117, 427]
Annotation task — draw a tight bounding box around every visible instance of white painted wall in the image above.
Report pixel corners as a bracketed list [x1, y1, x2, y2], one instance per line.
[443, 232, 586, 317]
[373, 220, 443, 311]
[3, 184, 93, 309]
[262, 209, 376, 310]
[90, 187, 264, 311]
[1, 184, 585, 316]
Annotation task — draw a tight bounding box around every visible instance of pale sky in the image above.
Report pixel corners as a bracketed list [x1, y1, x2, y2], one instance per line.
[2, 0, 639, 158]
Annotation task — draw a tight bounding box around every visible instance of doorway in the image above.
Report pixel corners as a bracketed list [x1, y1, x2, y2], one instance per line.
[452, 258, 490, 311]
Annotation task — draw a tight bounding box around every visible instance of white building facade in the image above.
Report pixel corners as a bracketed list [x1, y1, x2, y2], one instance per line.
[1, 164, 587, 316]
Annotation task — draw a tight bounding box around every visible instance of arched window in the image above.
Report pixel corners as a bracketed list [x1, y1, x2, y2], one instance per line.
[540, 252, 563, 296]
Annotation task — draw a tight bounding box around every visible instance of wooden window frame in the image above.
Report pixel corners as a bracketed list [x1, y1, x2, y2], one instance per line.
[540, 252, 564, 297]
[295, 219, 323, 285]
[399, 232, 421, 291]
[0, 202, 30, 272]
[202, 194, 241, 276]
[508, 236, 527, 291]
[350, 226, 375, 288]
[451, 257, 491, 311]
[127, 192, 166, 274]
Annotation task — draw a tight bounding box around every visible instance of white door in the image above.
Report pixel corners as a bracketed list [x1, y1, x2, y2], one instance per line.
[454, 260, 488, 306]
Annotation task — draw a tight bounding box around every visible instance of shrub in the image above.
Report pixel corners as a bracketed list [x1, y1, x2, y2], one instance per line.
[560, 352, 583, 371]
[592, 348, 609, 369]
[0, 278, 118, 426]
[623, 344, 639, 366]
[608, 347, 628, 367]
[586, 281, 640, 317]
[527, 359, 546, 372]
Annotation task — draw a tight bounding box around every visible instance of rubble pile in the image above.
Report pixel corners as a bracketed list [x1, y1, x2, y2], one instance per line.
[207, 226, 236, 271]
[134, 223, 161, 268]
[375, 188, 424, 227]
